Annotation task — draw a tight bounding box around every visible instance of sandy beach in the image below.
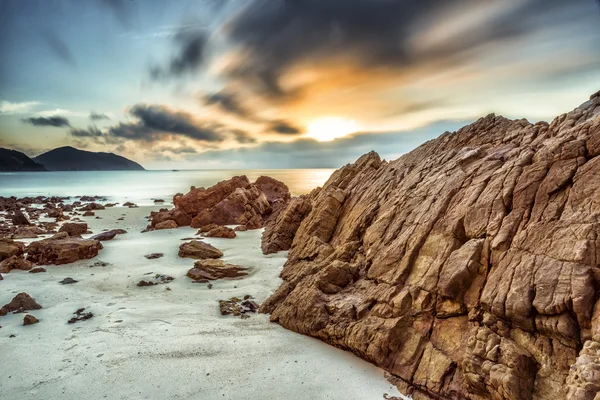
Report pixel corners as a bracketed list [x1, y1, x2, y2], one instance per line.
[0, 204, 403, 400]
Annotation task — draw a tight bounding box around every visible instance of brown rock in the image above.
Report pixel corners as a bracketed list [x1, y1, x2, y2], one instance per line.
[29, 267, 46, 274]
[261, 196, 311, 254]
[219, 296, 258, 317]
[234, 225, 248, 232]
[178, 240, 223, 259]
[174, 175, 251, 216]
[144, 253, 163, 259]
[90, 229, 126, 241]
[150, 208, 192, 227]
[23, 314, 39, 325]
[0, 239, 24, 262]
[1, 292, 42, 315]
[255, 176, 291, 205]
[59, 222, 88, 236]
[203, 226, 236, 239]
[187, 259, 248, 280]
[155, 220, 178, 230]
[68, 308, 93, 324]
[26, 236, 102, 265]
[260, 92, 600, 400]
[11, 211, 31, 226]
[12, 226, 43, 239]
[0, 255, 33, 273]
[82, 211, 95, 217]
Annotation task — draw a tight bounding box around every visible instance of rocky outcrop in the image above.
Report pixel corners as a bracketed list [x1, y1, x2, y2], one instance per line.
[26, 234, 102, 265]
[261, 91, 600, 399]
[203, 225, 236, 239]
[187, 260, 248, 280]
[149, 175, 291, 231]
[0, 255, 33, 273]
[0, 239, 24, 261]
[178, 240, 223, 260]
[155, 220, 178, 230]
[262, 195, 311, 254]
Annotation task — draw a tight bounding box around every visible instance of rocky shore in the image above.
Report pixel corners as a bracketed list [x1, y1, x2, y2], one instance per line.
[259, 91, 600, 399]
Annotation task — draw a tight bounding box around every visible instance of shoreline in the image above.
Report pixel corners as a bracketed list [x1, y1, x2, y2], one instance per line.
[0, 203, 404, 400]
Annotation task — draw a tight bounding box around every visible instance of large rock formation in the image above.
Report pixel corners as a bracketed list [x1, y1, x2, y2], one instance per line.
[149, 175, 291, 231]
[26, 233, 103, 265]
[261, 91, 600, 399]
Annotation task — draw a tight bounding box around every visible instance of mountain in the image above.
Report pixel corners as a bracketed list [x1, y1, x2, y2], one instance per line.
[33, 146, 144, 171]
[0, 148, 47, 171]
[260, 90, 600, 399]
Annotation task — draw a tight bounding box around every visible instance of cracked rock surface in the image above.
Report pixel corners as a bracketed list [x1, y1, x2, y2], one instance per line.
[261, 91, 600, 399]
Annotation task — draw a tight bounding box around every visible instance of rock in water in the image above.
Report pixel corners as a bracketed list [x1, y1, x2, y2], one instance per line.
[58, 222, 88, 236]
[144, 253, 163, 259]
[0, 238, 24, 261]
[155, 220, 178, 230]
[178, 240, 223, 259]
[90, 229, 126, 241]
[187, 260, 248, 280]
[203, 225, 236, 239]
[261, 92, 600, 400]
[23, 314, 39, 325]
[26, 236, 102, 265]
[0, 255, 33, 273]
[11, 211, 31, 226]
[1, 293, 42, 315]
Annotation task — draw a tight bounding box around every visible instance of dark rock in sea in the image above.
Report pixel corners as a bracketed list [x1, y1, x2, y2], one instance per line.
[11, 211, 32, 226]
[91, 229, 126, 241]
[58, 222, 88, 236]
[29, 267, 46, 274]
[144, 253, 163, 259]
[59, 277, 78, 285]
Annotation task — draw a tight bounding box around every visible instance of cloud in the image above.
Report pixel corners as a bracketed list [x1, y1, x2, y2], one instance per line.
[70, 126, 103, 137]
[266, 120, 303, 135]
[37, 108, 86, 118]
[22, 116, 71, 127]
[44, 31, 75, 66]
[182, 119, 470, 169]
[90, 111, 110, 121]
[0, 100, 40, 114]
[150, 31, 208, 80]
[230, 129, 257, 144]
[101, 0, 135, 28]
[108, 104, 224, 142]
[203, 91, 257, 121]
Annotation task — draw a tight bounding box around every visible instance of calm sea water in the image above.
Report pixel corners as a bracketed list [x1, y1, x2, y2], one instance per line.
[0, 169, 335, 205]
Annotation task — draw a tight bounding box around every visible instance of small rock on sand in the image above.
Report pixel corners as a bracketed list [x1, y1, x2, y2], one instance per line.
[23, 314, 39, 326]
[144, 253, 164, 259]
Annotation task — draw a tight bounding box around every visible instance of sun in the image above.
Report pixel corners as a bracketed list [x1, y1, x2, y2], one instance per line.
[306, 117, 358, 142]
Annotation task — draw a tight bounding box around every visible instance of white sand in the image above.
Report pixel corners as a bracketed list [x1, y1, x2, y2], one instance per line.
[0, 205, 405, 400]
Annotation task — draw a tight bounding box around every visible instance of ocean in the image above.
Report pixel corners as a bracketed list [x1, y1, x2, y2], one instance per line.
[0, 169, 335, 204]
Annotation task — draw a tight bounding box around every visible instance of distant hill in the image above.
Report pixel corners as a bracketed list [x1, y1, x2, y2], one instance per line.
[33, 146, 145, 171]
[0, 148, 47, 171]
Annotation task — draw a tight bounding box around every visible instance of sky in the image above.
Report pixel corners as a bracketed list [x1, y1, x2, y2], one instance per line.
[0, 0, 599, 169]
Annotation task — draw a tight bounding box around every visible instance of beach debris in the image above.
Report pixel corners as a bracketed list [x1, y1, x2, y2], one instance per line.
[23, 314, 39, 326]
[178, 240, 223, 259]
[144, 253, 163, 259]
[89, 261, 108, 268]
[68, 308, 93, 324]
[58, 222, 88, 236]
[187, 260, 248, 281]
[0, 293, 42, 316]
[137, 274, 174, 287]
[219, 296, 259, 318]
[59, 277, 78, 285]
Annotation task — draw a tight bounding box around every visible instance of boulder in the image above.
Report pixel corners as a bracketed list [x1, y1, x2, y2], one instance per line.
[12, 226, 44, 239]
[260, 92, 600, 399]
[155, 220, 178, 230]
[26, 236, 102, 265]
[59, 222, 88, 236]
[144, 253, 163, 259]
[150, 208, 192, 227]
[90, 229, 126, 241]
[178, 240, 223, 259]
[0, 292, 42, 315]
[187, 260, 248, 280]
[11, 211, 31, 226]
[0, 255, 33, 273]
[173, 175, 251, 216]
[23, 314, 39, 325]
[255, 176, 291, 205]
[0, 238, 24, 261]
[203, 226, 236, 239]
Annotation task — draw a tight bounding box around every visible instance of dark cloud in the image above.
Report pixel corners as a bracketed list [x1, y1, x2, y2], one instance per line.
[22, 116, 71, 127]
[44, 31, 75, 66]
[230, 129, 257, 144]
[151, 31, 208, 80]
[203, 91, 257, 121]
[89, 111, 110, 121]
[70, 126, 103, 137]
[266, 120, 303, 135]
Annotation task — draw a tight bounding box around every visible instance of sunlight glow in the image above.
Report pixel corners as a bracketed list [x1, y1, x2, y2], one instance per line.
[306, 117, 359, 142]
